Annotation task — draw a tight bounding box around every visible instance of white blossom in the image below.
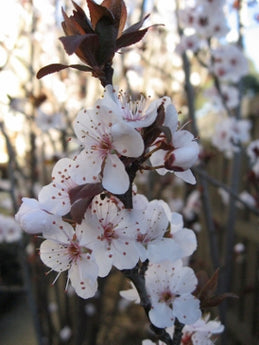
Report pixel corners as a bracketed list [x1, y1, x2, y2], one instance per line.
[146, 260, 201, 328]
[78, 195, 139, 277]
[71, 99, 144, 194]
[212, 45, 248, 83]
[40, 218, 98, 299]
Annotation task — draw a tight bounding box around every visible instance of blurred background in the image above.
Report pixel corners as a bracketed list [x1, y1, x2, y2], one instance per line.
[0, 0, 259, 344]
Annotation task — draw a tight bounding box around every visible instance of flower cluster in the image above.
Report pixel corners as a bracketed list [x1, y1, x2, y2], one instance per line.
[178, 0, 229, 41]
[15, 86, 200, 329]
[211, 117, 251, 158]
[142, 314, 224, 345]
[211, 45, 249, 83]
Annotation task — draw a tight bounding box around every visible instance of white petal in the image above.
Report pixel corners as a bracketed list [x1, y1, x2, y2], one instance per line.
[51, 158, 74, 184]
[171, 143, 199, 170]
[40, 240, 70, 272]
[15, 198, 57, 234]
[173, 295, 201, 324]
[174, 228, 197, 257]
[149, 303, 174, 328]
[111, 239, 139, 270]
[170, 212, 184, 233]
[144, 200, 169, 239]
[173, 130, 195, 148]
[147, 238, 183, 263]
[91, 247, 113, 277]
[39, 183, 71, 216]
[171, 266, 198, 294]
[102, 154, 129, 194]
[111, 122, 144, 157]
[69, 256, 98, 299]
[175, 169, 196, 184]
[164, 103, 179, 133]
[149, 150, 167, 175]
[70, 150, 102, 185]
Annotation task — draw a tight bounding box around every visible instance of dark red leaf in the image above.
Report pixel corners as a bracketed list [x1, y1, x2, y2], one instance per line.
[68, 64, 93, 72]
[71, 1, 94, 33]
[87, 0, 114, 29]
[36, 63, 93, 79]
[59, 33, 97, 55]
[122, 14, 150, 35]
[116, 28, 149, 50]
[69, 183, 104, 224]
[101, 0, 127, 36]
[201, 293, 238, 308]
[70, 198, 92, 224]
[36, 64, 72, 79]
[198, 268, 220, 300]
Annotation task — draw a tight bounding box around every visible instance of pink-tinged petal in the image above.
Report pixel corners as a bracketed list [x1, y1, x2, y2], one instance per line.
[39, 183, 71, 216]
[69, 255, 98, 299]
[71, 150, 102, 185]
[174, 295, 201, 325]
[174, 228, 197, 257]
[147, 238, 183, 263]
[40, 240, 70, 272]
[111, 122, 144, 157]
[149, 303, 174, 328]
[174, 169, 196, 184]
[171, 267, 198, 294]
[102, 154, 129, 194]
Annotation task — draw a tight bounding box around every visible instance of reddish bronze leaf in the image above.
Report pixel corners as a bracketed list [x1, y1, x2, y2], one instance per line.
[36, 63, 93, 79]
[69, 183, 104, 224]
[201, 293, 238, 309]
[198, 268, 220, 301]
[116, 28, 149, 50]
[86, 0, 114, 29]
[59, 34, 97, 55]
[101, 0, 127, 36]
[122, 14, 150, 35]
[36, 64, 72, 79]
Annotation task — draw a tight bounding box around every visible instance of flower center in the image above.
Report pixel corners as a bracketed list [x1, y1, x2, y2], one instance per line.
[159, 290, 175, 305]
[92, 134, 113, 158]
[68, 241, 81, 262]
[119, 91, 148, 122]
[102, 222, 118, 244]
